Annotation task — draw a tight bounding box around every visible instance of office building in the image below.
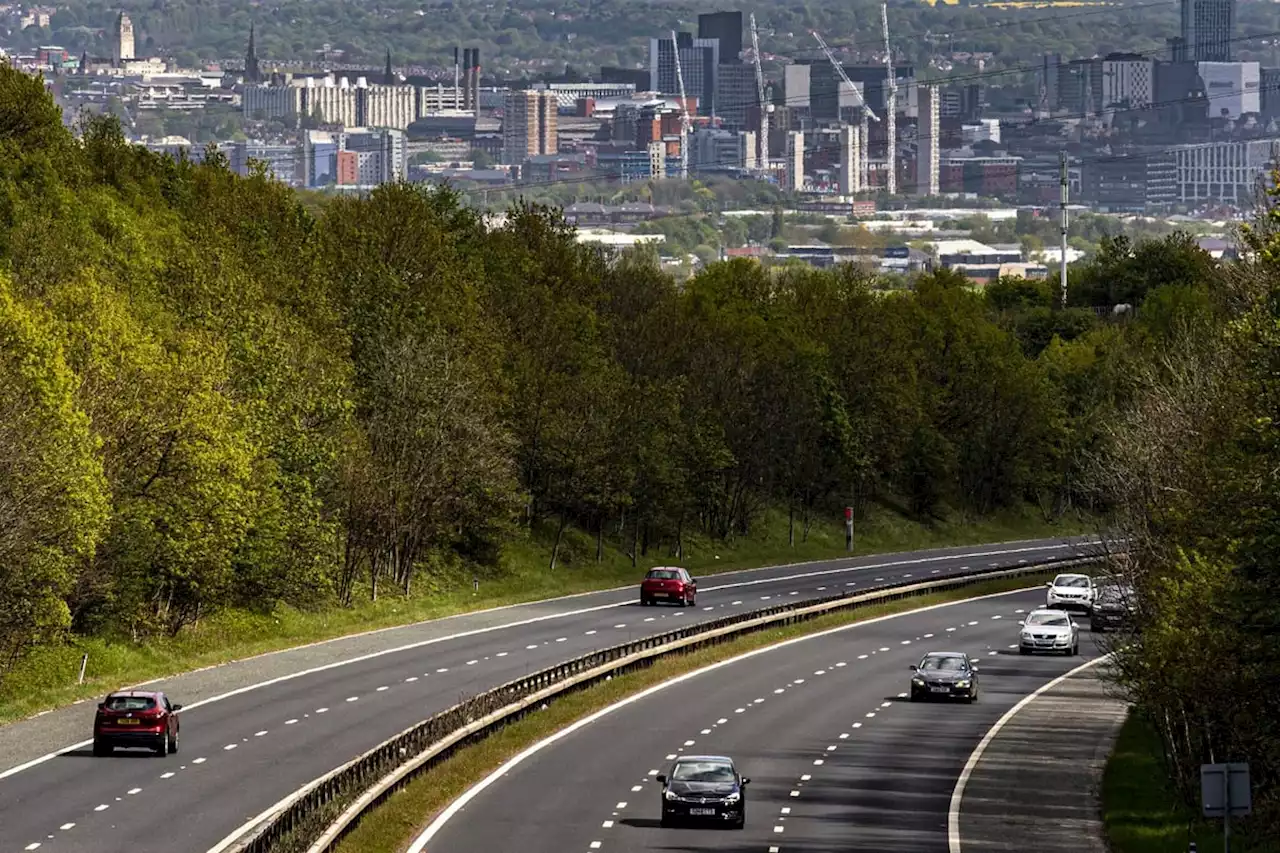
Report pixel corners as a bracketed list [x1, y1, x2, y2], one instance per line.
[1173, 138, 1277, 204]
[697, 11, 743, 63]
[1198, 61, 1260, 118]
[715, 62, 758, 127]
[650, 33, 719, 116]
[1181, 0, 1236, 62]
[1102, 53, 1155, 109]
[503, 89, 558, 165]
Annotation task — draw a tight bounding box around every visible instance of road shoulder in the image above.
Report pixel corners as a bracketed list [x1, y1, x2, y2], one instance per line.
[955, 655, 1128, 852]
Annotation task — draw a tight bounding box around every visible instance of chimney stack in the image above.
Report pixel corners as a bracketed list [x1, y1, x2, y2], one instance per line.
[470, 48, 481, 112]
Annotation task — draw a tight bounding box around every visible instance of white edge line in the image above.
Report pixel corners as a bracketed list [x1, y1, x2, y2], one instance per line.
[946, 652, 1114, 853]
[1, 540, 1092, 784]
[402, 584, 1049, 853]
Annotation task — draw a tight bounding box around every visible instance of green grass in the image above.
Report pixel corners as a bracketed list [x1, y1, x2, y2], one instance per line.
[332, 570, 1059, 853]
[0, 502, 1091, 725]
[1102, 711, 1257, 853]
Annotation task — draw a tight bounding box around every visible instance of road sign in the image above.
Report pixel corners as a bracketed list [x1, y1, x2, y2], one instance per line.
[1201, 763, 1251, 818]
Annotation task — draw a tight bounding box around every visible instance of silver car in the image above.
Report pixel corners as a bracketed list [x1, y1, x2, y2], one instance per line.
[1018, 609, 1080, 656]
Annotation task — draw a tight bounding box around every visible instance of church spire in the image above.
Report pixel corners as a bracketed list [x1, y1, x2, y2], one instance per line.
[383, 48, 395, 85]
[245, 23, 261, 83]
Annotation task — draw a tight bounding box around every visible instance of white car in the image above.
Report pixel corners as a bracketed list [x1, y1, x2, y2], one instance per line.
[1045, 573, 1096, 613]
[1018, 609, 1080, 656]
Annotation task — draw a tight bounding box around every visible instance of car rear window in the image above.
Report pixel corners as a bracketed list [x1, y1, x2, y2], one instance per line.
[105, 696, 156, 711]
[647, 570, 680, 580]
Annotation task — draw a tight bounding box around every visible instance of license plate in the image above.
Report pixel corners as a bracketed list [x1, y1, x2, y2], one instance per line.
[688, 808, 716, 816]
[115, 718, 140, 725]
[931, 686, 950, 693]
[654, 592, 668, 597]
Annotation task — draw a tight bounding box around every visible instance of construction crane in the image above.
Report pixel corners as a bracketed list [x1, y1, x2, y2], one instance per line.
[749, 13, 772, 177]
[670, 30, 693, 180]
[812, 29, 879, 190]
[881, 1, 897, 195]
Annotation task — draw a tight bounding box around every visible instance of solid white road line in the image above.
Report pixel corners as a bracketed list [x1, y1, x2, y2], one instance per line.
[3, 540, 1086, 785]
[946, 653, 1114, 853]
[401, 585, 1048, 853]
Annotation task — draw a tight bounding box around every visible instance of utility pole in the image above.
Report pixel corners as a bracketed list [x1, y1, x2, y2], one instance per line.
[1059, 150, 1069, 309]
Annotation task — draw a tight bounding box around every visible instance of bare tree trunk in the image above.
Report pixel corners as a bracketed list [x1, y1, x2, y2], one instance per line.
[596, 515, 605, 564]
[549, 511, 569, 570]
[370, 552, 379, 602]
[788, 503, 795, 547]
[675, 513, 684, 560]
[802, 503, 812, 542]
[630, 518, 639, 568]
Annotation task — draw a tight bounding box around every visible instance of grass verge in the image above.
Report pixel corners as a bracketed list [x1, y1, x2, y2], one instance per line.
[331, 570, 1057, 853]
[1103, 711, 1242, 853]
[0, 503, 1091, 725]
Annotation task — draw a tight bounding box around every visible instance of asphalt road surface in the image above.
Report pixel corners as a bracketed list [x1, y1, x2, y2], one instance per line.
[419, 588, 1102, 853]
[0, 536, 1097, 853]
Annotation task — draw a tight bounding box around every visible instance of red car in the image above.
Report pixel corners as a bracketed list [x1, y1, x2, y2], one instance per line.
[640, 566, 697, 607]
[94, 690, 182, 757]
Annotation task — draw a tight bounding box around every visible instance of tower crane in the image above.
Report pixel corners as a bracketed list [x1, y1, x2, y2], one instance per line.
[670, 30, 693, 180]
[749, 13, 772, 177]
[812, 29, 879, 190]
[881, 1, 897, 195]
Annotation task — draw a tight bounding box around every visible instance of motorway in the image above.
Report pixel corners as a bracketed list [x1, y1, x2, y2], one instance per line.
[417, 588, 1101, 853]
[0, 536, 1096, 853]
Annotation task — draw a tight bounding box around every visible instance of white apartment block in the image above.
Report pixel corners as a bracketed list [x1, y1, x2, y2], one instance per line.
[1172, 138, 1278, 205]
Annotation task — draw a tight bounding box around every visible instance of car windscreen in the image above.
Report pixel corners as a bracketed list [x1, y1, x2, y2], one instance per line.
[919, 656, 966, 672]
[1026, 613, 1070, 626]
[105, 696, 156, 711]
[647, 570, 680, 580]
[1053, 575, 1090, 588]
[672, 761, 735, 783]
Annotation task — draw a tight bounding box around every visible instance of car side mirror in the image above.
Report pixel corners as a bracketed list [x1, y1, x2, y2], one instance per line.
[1045, 582, 1053, 587]
[172, 704, 183, 711]
[741, 777, 751, 786]
[970, 666, 979, 674]
[97, 702, 106, 710]
[1018, 620, 1025, 626]
[656, 774, 666, 784]
[907, 665, 917, 671]
[1071, 622, 1079, 629]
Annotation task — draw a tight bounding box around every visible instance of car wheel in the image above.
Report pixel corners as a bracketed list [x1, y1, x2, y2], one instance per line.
[154, 736, 168, 756]
[690, 594, 696, 607]
[1018, 646, 1030, 656]
[733, 817, 745, 830]
[170, 729, 179, 754]
[93, 739, 112, 757]
[967, 688, 978, 704]
[660, 815, 672, 828]
[1071, 641, 1079, 656]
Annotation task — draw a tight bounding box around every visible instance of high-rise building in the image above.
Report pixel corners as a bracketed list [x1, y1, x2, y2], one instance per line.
[113, 13, 134, 64]
[838, 125, 861, 195]
[1101, 53, 1154, 109]
[697, 11, 743, 64]
[714, 63, 758, 127]
[785, 130, 804, 191]
[1198, 61, 1260, 118]
[1181, 0, 1236, 62]
[650, 33, 719, 116]
[503, 90, 558, 165]
[916, 85, 939, 197]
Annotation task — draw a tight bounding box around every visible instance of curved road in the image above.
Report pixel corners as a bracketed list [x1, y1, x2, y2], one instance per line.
[0, 536, 1096, 853]
[418, 588, 1101, 853]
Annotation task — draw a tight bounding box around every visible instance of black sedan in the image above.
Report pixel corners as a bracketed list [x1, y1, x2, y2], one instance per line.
[1091, 584, 1136, 632]
[658, 755, 748, 829]
[909, 652, 980, 703]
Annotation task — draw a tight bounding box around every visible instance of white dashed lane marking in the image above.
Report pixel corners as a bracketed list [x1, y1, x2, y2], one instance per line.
[161, 771, 175, 778]
[93, 804, 108, 812]
[602, 820, 614, 828]
[127, 787, 141, 795]
[59, 823, 74, 831]
[224, 744, 237, 751]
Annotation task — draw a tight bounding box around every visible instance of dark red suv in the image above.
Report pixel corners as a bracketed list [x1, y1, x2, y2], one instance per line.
[94, 690, 182, 756]
[641, 567, 697, 607]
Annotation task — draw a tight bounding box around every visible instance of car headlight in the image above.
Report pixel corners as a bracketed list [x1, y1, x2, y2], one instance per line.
[1020, 630, 1033, 638]
[954, 680, 969, 688]
[912, 677, 924, 685]
[725, 792, 741, 803]
[665, 790, 679, 801]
